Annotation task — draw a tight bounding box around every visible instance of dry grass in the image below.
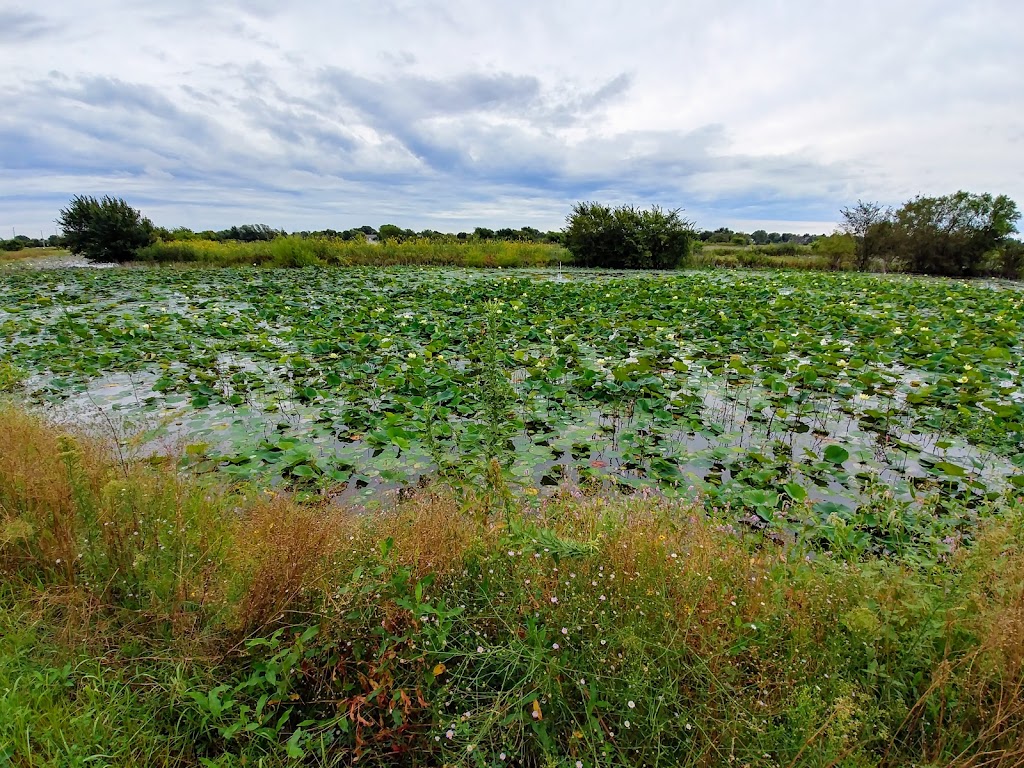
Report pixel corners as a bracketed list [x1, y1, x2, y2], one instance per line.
[228, 497, 356, 634]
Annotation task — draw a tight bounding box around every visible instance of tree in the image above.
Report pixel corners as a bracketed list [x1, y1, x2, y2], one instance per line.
[379, 224, 407, 242]
[751, 229, 769, 245]
[563, 202, 694, 270]
[840, 200, 892, 271]
[891, 192, 1020, 276]
[57, 195, 155, 263]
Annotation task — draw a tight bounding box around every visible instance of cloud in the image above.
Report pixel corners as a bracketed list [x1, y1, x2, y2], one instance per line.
[0, 10, 60, 42]
[1, 0, 1022, 234]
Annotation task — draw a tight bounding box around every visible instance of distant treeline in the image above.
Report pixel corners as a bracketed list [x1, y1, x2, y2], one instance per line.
[697, 228, 818, 246]
[42, 189, 1022, 278]
[154, 223, 565, 245]
[0, 234, 64, 251]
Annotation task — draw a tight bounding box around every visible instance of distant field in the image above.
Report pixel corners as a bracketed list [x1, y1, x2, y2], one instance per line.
[0, 246, 69, 262]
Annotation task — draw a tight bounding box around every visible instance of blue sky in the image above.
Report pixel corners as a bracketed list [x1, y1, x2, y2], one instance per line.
[2, 0, 1022, 236]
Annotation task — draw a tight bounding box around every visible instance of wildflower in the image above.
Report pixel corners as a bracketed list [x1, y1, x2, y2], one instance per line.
[477, 646, 484, 653]
[407, 352, 417, 359]
[550, 596, 558, 604]
[624, 720, 631, 729]
[628, 700, 635, 709]
[577, 762, 584, 768]
[446, 729, 454, 739]
[552, 643, 560, 650]
[500, 753, 507, 761]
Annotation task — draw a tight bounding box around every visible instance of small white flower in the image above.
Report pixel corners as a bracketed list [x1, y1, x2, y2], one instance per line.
[624, 720, 631, 729]
[628, 700, 635, 709]
[552, 642, 560, 650]
[477, 646, 484, 653]
[445, 729, 454, 739]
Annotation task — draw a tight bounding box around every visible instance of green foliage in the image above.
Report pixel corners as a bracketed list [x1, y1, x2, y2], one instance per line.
[811, 232, 857, 270]
[883, 191, 1020, 277]
[57, 195, 156, 263]
[563, 202, 694, 269]
[5, 266, 1024, 548]
[136, 236, 566, 268]
[0, 359, 25, 391]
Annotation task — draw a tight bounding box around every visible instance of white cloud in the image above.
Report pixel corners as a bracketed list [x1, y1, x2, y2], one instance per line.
[1, 0, 1021, 235]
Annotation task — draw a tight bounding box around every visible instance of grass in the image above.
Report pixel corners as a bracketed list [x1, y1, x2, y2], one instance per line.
[692, 244, 831, 271]
[0, 247, 69, 264]
[3, 403, 1024, 766]
[136, 237, 570, 268]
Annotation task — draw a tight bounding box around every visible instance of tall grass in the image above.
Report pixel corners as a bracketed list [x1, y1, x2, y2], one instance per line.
[693, 244, 832, 271]
[0, 246, 68, 263]
[3, 404, 1024, 765]
[136, 237, 569, 268]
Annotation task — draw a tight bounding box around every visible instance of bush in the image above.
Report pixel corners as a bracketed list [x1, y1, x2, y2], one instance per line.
[57, 195, 155, 263]
[563, 202, 694, 269]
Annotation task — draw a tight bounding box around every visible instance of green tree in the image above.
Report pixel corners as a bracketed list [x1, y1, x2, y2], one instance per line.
[57, 195, 155, 263]
[891, 192, 1020, 276]
[563, 202, 694, 269]
[378, 224, 407, 242]
[751, 229, 769, 245]
[839, 199, 891, 271]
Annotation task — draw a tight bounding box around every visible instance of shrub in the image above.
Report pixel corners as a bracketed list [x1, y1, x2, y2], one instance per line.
[57, 195, 156, 263]
[563, 202, 694, 269]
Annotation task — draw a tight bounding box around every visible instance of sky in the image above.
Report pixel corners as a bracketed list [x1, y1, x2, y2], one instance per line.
[2, 0, 1022, 236]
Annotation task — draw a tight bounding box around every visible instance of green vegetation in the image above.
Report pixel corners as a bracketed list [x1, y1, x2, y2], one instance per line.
[6, 206, 1024, 763]
[563, 203, 694, 269]
[3, 267, 1024, 558]
[136, 237, 568, 268]
[839, 192, 1021, 277]
[57, 195, 156, 263]
[2, 406, 1024, 766]
[48, 191, 1019, 276]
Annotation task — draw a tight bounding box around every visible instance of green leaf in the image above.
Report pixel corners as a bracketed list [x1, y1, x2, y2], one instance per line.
[823, 445, 849, 465]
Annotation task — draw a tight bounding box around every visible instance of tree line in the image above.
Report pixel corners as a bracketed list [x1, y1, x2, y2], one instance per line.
[153, 223, 563, 245]
[812, 192, 1022, 277]
[52, 191, 1021, 276]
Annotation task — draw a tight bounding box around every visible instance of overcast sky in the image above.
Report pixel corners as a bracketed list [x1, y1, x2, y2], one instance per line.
[2, 0, 1022, 236]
